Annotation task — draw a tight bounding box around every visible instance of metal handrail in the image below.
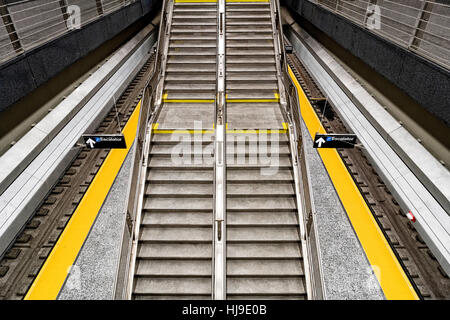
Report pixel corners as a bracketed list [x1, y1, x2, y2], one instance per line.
[312, 0, 450, 69]
[273, 0, 325, 299]
[0, 0, 138, 64]
[113, 0, 170, 300]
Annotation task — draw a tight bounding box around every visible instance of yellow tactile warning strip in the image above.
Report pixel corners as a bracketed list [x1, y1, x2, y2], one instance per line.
[162, 93, 280, 104]
[288, 66, 419, 300]
[175, 0, 217, 3]
[151, 122, 288, 134]
[226, 92, 280, 103]
[226, 0, 269, 2]
[163, 93, 215, 103]
[24, 101, 142, 300]
[152, 123, 215, 134]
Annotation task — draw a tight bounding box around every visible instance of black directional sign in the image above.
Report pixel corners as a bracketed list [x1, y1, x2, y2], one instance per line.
[82, 134, 127, 149]
[313, 133, 357, 149]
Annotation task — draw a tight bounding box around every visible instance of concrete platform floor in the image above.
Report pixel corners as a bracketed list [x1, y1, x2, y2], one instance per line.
[301, 119, 384, 300]
[58, 146, 134, 300]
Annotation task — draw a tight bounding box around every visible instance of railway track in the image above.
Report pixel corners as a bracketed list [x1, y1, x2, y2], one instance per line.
[287, 53, 450, 300]
[0, 53, 155, 300]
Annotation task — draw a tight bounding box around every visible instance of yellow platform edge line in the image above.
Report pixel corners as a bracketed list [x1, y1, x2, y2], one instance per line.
[24, 101, 142, 300]
[288, 66, 418, 300]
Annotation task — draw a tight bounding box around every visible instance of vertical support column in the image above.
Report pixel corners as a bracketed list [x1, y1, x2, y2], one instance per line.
[0, 0, 22, 53]
[408, 0, 435, 50]
[335, 0, 341, 12]
[96, 0, 104, 16]
[59, 0, 70, 28]
[213, 0, 227, 301]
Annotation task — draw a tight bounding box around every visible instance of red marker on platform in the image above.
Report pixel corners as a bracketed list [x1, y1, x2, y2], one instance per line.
[406, 211, 416, 222]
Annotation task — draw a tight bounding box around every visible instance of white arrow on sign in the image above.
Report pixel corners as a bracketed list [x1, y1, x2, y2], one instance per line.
[86, 138, 96, 149]
[316, 137, 326, 148]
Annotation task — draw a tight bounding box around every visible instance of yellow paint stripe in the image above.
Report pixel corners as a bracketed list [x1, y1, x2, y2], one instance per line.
[25, 101, 142, 300]
[226, 0, 269, 2]
[175, 0, 217, 3]
[163, 99, 215, 103]
[288, 66, 418, 300]
[226, 92, 280, 103]
[152, 123, 215, 134]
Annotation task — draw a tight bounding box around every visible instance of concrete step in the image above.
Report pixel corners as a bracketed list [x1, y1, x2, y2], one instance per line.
[227, 183, 294, 197]
[228, 295, 306, 300]
[135, 260, 211, 277]
[227, 26, 272, 33]
[227, 13, 271, 19]
[148, 157, 214, 169]
[166, 64, 216, 72]
[170, 34, 217, 40]
[165, 73, 216, 82]
[168, 48, 217, 55]
[226, 3, 270, 9]
[145, 183, 213, 197]
[225, 91, 279, 100]
[172, 21, 217, 26]
[226, 33, 272, 40]
[227, 277, 306, 296]
[227, 226, 300, 241]
[171, 25, 216, 32]
[225, 145, 290, 155]
[226, 74, 277, 81]
[171, 28, 216, 34]
[227, 10, 271, 15]
[141, 211, 212, 226]
[227, 56, 275, 64]
[150, 143, 215, 155]
[151, 133, 215, 145]
[144, 197, 213, 212]
[164, 83, 216, 91]
[227, 211, 298, 225]
[134, 295, 212, 300]
[138, 243, 212, 259]
[226, 48, 275, 55]
[161, 91, 216, 100]
[167, 56, 216, 63]
[226, 21, 272, 26]
[170, 40, 217, 47]
[172, 15, 217, 20]
[147, 168, 213, 183]
[227, 197, 296, 212]
[226, 131, 289, 144]
[227, 63, 276, 72]
[226, 156, 292, 168]
[226, 82, 278, 90]
[228, 260, 304, 276]
[227, 168, 294, 182]
[133, 277, 211, 295]
[227, 243, 302, 259]
[139, 226, 213, 242]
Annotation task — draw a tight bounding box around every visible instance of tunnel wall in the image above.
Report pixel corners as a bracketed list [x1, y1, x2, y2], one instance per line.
[284, 0, 450, 127]
[0, 0, 158, 113]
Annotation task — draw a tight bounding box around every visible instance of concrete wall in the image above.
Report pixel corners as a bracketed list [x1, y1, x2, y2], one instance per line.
[284, 0, 450, 127]
[0, 0, 158, 112]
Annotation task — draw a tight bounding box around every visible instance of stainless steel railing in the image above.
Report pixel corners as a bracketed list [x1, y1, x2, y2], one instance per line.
[312, 0, 450, 69]
[113, 0, 169, 299]
[274, 0, 325, 299]
[0, 0, 138, 64]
